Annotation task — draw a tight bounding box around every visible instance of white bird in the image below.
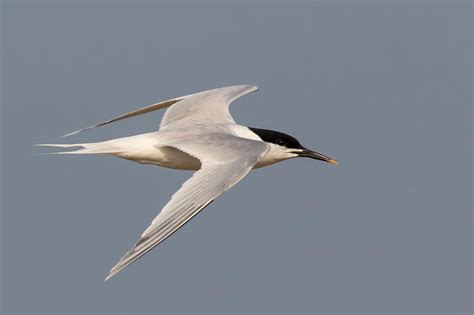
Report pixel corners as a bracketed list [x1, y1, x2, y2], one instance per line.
[38, 85, 338, 281]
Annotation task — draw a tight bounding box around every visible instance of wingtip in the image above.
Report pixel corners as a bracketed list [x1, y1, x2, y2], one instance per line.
[104, 272, 114, 282]
[104, 259, 126, 282]
[105, 265, 121, 282]
[59, 124, 97, 139]
[242, 84, 258, 92]
[58, 129, 81, 139]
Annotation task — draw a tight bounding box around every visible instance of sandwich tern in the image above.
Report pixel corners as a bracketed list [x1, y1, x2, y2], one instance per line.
[38, 85, 337, 281]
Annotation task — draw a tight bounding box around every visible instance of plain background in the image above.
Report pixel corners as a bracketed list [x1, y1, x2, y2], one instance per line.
[1, 1, 472, 314]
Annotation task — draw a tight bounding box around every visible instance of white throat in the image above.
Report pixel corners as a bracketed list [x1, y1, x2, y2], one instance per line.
[253, 143, 298, 169]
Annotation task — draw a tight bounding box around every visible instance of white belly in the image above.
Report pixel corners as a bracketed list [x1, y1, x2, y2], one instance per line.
[107, 127, 294, 171]
[117, 145, 201, 170]
[119, 145, 291, 170]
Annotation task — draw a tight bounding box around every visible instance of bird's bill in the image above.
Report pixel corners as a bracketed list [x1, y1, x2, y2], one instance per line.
[297, 148, 338, 165]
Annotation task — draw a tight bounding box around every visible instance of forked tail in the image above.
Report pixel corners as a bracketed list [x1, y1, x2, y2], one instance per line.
[35, 141, 122, 155]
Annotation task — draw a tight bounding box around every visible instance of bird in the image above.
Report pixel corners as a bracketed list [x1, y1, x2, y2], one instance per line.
[37, 85, 338, 281]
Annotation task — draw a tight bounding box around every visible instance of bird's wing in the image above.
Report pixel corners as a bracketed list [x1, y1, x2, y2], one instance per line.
[61, 85, 257, 138]
[159, 84, 257, 129]
[105, 136, 270, 281]
[60, 97, 185, 138]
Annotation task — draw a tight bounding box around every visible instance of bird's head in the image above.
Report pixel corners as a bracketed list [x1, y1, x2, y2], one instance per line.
[248, 127, 338, 165]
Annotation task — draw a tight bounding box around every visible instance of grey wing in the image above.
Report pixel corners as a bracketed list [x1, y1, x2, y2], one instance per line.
[61, 84, 257, 138]
[159, 84, 257, 129]
[105, 139, 269, 281]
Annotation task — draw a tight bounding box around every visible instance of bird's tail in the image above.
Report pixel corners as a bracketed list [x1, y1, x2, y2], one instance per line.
[35, 141, 122, 155]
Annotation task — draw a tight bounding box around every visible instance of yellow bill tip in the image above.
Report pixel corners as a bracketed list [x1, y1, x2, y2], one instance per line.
[328, 159, 339, 165]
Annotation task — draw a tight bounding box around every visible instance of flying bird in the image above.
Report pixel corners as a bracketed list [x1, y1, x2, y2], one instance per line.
[38, 85, 338, 281]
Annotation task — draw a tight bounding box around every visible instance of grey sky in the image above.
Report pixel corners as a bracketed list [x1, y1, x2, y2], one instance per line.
[1, 1, 472, 314]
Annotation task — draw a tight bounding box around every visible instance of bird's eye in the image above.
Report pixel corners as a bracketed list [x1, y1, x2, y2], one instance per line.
[277, 139, 286, 146]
